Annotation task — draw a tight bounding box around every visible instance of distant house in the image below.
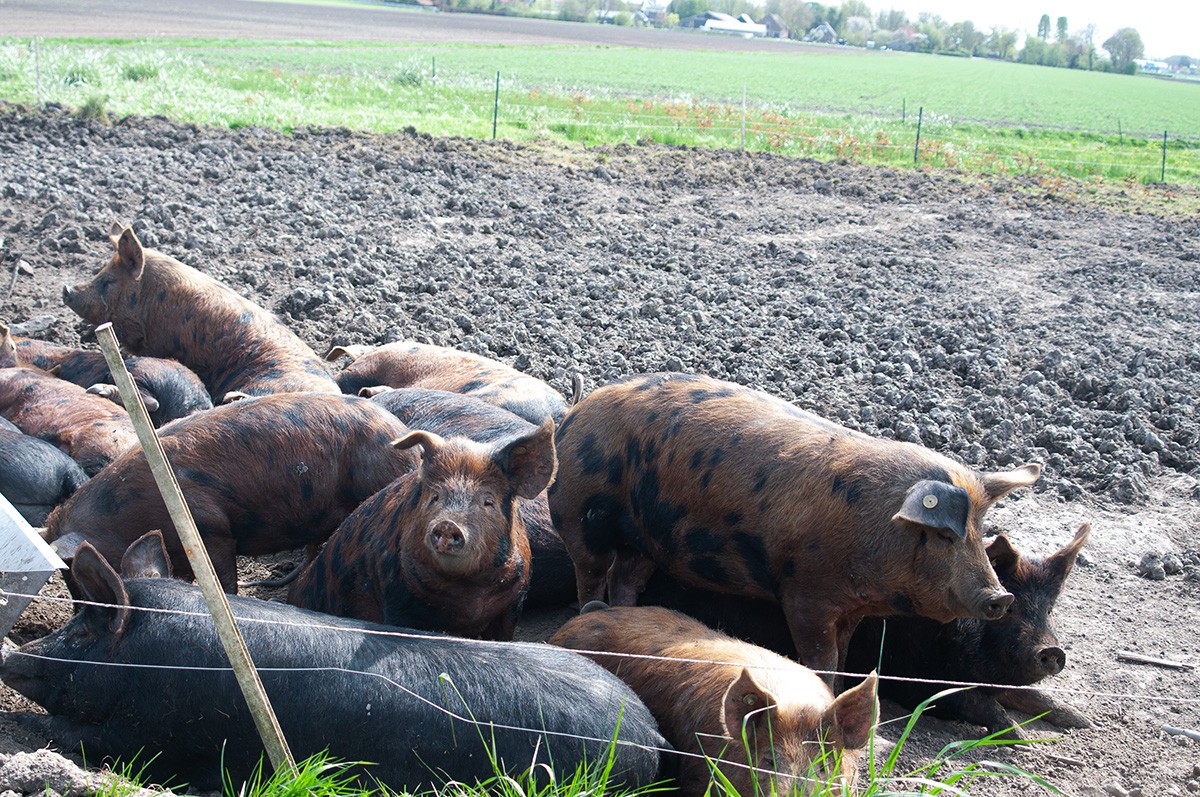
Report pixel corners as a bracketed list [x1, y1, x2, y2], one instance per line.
[680, 10, 766, 36]
[759, 13, 788, 39]
[804, 21, 838, 44]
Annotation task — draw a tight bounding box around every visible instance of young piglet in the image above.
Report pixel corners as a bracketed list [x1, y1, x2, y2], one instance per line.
[289, 419, 556, 640]
[550, 604, 878, 796]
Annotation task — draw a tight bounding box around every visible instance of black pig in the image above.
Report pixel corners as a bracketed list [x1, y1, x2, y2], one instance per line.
[1, 533, 670, 792]
[0, 416, 87, 525]
[50, 351, 213, 426]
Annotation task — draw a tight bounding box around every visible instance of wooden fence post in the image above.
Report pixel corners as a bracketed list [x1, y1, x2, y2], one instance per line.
[95, 323, 297, 779]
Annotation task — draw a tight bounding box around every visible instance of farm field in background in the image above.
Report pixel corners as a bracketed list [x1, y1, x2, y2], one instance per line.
[0, 36, 1197, 184]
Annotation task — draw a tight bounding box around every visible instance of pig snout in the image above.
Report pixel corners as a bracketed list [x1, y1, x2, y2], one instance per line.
[979, 590, 1015, 620]
[1037, 645, 1066, 676]
[428, 520, 467, 555]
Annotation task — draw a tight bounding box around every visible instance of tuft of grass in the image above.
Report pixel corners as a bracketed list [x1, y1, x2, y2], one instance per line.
[75, 92, 109, 121]
[121, 61, 160, 81]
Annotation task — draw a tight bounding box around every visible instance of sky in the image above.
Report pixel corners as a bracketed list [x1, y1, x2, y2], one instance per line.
[899, 0, 1196, 59]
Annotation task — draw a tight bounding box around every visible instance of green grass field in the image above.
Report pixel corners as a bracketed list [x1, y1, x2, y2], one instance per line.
[1, 36, 1197, 184]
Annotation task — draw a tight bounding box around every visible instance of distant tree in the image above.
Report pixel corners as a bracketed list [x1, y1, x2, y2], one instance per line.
[765, 0, 814, 37]
[843, 14, 872, 44]
[669, 0, 709, 20]
[1103, 27, 1144, 73]
[839, 0, 870, 20]
[613, 10, 633, 24]
[986, 26, 1019, 60]
[1055, 16, 1068, 43]
[877, 7, 906, 29]
[1037, 13, 1051, 40]
[665, 11, 680, 25]
[947, 19, 980, 54]
[808, 2, 845, 32]
[916, 12, 946, 51]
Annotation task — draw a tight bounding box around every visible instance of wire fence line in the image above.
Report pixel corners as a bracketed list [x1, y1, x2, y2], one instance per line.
[443, 82, 1199, 184]
[4, 588, 1197, 707]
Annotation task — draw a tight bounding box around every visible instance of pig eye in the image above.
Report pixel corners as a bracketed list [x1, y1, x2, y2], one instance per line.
[483, 496, 496, 508]
[936, 528, 957, 543]
[428, 492, 440, 504]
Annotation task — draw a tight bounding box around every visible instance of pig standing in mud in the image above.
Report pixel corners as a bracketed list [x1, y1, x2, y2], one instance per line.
[331, 341, 568, 425]
[369, 387, 576, 608]
[289, 418, 557, 639]
[62, 223, 338, 402]
[549, 373, 1037, 681]
[551, 604, 878, 796]
[1, 533, 670, 792]
[0, 416, 88, 525]
[44, 393, 415, 592]
[0, 324, 138, 475]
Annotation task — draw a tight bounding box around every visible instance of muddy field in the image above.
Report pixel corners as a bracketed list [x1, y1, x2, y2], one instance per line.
[0, 105, 1198, 795]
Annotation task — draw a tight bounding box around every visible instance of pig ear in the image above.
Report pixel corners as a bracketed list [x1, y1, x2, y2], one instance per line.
[494, 418, 558, 499]
[114, 227, 145, 280]
[71, 541, 131, 635]
[722, 667, 777, 741]
[0, 323, 16, 368]
[325, 345, 370, 363]
[892, 480, 969, 540]
[1046, 522, 1090, 580]
[393, 429, 444, 459]
[986, 535, 1021, 577]
[357, 385, 391, 399]
[108, 221, 125, 243]
[825, 671, 878, 750]
[980, 463, 1041, 504]
[120, 530, 173, 580]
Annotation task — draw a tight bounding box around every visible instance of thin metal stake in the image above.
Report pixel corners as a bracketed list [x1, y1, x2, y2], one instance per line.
[913, 106, 923, 166]
[34, 38, 43, 109]
[95, 323, 297, 779]
[740, 84, 746, 152]
[1161, 130, 1167, 183]
[492, 71, 500, 141]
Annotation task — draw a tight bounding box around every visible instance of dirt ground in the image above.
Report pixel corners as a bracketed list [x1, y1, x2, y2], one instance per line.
[0, 102, 1198, 796]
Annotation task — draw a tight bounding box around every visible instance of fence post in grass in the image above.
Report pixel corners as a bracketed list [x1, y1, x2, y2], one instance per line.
[1118, 119, 1123, 144]
[432, 56, 436, 84]
[902, 98, 906, 122]
[94, 322, 297, 780]
[34, 38, 43, 110]
[913, 106, 923, 166]
[741, 84, 746, 152]
[1161, 130, 1167, 182]
[492, 71, 500, 141]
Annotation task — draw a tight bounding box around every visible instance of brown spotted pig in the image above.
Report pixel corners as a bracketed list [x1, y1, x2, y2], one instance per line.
[62, 223, 338, 403]
[550, 604, 879, 796]
[44, 393, 416, 592]
[0, 323, 138, 476]
[288, 420, 556, 640]
[548, 372, 1034, 682]
[330, 341, 568, 426]
[13, 337, 77, 371]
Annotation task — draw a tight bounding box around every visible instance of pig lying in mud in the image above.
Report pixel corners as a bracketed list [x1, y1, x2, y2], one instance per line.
[62, 223, 338, 402]
[1, 532, 671, 792]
